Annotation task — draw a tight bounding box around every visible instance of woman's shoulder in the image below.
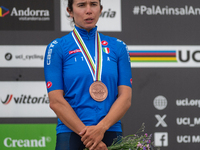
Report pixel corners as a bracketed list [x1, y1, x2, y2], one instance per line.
[99, 33, 127, 48]
[99, 33, 116, 41]
[47, 32, 73, 47]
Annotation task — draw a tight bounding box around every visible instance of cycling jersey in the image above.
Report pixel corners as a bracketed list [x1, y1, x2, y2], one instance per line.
[44, 26, 132, 134]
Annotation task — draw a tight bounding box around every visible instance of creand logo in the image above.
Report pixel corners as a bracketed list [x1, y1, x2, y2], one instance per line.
[4, 136, 51, 148]
[1, 94, 49, 105]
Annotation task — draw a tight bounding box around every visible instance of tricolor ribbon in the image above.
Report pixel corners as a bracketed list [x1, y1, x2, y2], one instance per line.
[72, 28, 103, 82]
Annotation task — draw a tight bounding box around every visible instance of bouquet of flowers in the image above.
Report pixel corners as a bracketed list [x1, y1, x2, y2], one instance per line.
[84, 123, 155, 150]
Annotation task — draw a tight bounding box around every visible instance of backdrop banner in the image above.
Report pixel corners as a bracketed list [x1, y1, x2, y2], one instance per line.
[1, 0, 200, 149]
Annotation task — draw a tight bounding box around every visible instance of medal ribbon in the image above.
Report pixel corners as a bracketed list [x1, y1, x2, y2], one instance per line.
[72, 28, 103, 81]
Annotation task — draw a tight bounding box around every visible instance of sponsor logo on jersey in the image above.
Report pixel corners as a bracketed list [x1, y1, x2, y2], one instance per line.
[101, 41, 108, 46]
[69, 49, 81, 54]
[47, 40, 58, 65]
[47, 81, 52, 89]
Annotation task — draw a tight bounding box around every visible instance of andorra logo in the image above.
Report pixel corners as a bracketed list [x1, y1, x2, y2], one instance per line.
[0, 6, 10, 17]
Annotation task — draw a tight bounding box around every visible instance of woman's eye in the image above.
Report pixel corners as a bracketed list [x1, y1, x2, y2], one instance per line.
[91, 3, 98, 6]
[78, 4, 84, 7]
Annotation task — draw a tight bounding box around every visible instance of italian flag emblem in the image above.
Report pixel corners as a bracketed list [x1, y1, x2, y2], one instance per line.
[103, 47, 110, 54]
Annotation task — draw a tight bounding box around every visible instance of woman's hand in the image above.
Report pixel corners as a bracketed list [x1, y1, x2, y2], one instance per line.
[80, 85, 132, 149]
[94, 141, 108, 150]
[79, 125, 106, 149]
[84, 141, 108, 150]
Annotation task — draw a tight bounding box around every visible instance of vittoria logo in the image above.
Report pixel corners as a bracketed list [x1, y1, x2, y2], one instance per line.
[1, 94, 49, 105]
[1, 94, 13, 105]
[0, 6, 10, 17]
[0, 81, 55, 117]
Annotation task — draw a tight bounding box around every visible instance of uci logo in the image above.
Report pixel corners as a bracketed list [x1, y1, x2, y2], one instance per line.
[178, 50, 200, 62]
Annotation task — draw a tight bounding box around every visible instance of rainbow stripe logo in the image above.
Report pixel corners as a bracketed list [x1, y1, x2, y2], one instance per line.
[0, 6, 10, 17]
[129, 50, 177, 62]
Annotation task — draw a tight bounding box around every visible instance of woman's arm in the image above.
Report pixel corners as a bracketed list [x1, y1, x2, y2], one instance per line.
[49, 90, 108, 150]
[48, 90, 86, 134]
[98, 85, 132, 130]
[80, 85, 132, 149]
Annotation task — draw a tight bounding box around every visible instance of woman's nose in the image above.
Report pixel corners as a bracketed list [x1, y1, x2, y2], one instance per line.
[86, 5, 92, 14]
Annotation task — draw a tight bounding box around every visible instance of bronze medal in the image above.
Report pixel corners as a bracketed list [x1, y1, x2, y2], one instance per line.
[89, 81, 108, 102]
[73, 29, 107, 101]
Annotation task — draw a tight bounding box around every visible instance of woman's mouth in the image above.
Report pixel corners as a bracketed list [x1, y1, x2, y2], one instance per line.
[85, 18, 94, 23]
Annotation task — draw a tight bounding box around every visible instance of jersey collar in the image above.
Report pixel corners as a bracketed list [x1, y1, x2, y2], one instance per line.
[74, 25, 97, 39]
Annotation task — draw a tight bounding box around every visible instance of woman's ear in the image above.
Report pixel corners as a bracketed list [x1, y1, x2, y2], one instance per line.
[100, 5, 103, 13]
[67, 7, 73, 18]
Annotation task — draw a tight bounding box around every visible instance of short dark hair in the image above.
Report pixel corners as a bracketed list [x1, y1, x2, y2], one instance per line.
[67, 0, 102, 12]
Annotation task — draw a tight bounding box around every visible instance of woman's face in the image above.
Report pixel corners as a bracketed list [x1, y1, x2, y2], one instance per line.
[68, 0, 102, 32]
